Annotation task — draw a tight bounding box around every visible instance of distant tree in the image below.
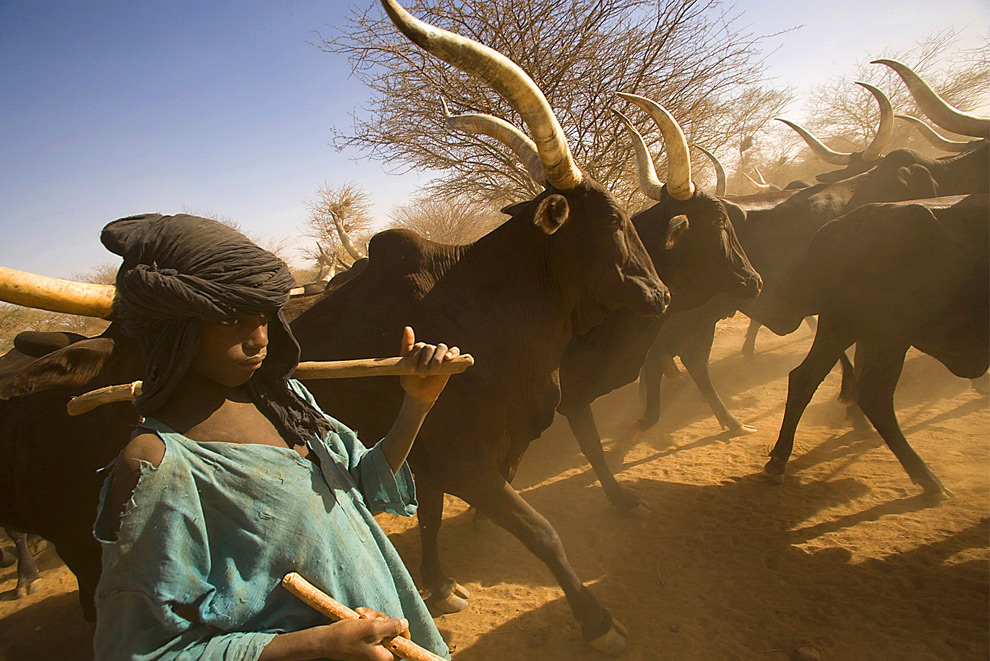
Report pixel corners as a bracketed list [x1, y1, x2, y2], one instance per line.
[802, 29, 990, 149]
[746, 29, 990, 190]
[302, 183, 376, 270]
[321, 0, 791, 208]
[386, 194, 506, 244]
[182, 208, 295, 265]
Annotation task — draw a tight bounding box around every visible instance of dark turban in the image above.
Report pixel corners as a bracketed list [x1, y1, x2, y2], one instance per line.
[102, 213, 331, 445]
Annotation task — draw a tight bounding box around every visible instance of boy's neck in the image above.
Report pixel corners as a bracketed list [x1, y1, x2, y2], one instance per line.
[153, 372, 252, 434]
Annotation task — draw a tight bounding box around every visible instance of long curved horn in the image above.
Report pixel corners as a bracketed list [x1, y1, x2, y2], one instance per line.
[611, 109, 665, 201]
[0, 266, 115, 318]
[693, 145, 725, 196]
[743, 172, 770, 192]
[615, 92, 695, 200]
[381, 0, 582, 189]
[856, 82, 894, 161]
[775, 118, 852, 165]
[330, 211, 366, 261]
[896, 114, 973, 152]
[873, 59, 990, 138]
[441, 99, 546, 184]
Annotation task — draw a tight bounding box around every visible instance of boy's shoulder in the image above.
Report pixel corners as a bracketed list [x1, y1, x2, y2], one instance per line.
[119, 430, 166, 471]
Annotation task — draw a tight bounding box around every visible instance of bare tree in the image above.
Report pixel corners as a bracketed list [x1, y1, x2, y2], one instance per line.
[320, 0, 790, 208]
[387, 194, 506, 244]
[182, 207, 296, 265]
[302, 182, 376, 268]
[803, 30, 990, 147]
[746, 29, 990, 189]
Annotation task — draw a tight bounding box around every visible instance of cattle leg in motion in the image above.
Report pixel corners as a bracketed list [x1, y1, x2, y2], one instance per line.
[764, 195, 988, 497]
[2, 527, 42, 598]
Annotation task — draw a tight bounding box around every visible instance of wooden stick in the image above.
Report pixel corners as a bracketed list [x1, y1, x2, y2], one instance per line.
[65, 354, 474, 416]
[282, 572, 445, 661]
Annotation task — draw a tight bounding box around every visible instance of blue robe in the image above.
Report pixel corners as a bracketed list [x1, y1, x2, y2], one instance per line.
[93, 380, 449, 660]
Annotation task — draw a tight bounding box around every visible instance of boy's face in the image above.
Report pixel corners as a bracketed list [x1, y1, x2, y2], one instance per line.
[191, 313, 270, 387]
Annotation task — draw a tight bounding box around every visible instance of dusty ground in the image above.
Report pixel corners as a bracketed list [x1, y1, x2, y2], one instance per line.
[1, 313, 987, 660]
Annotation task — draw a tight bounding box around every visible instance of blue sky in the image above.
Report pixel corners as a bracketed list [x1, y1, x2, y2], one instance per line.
[1, 0, 986, 278]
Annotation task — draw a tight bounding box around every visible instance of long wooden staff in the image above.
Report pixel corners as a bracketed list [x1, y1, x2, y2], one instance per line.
[65, 354, 474, 416]
[282, 572, 445, 661]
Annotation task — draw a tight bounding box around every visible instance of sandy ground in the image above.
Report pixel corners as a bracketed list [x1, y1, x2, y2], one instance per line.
[1, 313, 987, 660]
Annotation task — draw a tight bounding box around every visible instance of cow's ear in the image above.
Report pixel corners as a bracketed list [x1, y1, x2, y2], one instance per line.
[665, 214, 689, 249]
[896, 164, 938, 198]
[533, 194, 569, 235]
[500, 201, 530, 216]
[0, 337, 116, 400]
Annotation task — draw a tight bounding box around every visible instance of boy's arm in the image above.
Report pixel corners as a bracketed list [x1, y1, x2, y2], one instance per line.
[379, 326, 459, 474]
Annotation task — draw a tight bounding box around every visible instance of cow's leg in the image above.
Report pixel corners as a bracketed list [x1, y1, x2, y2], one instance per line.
[464, 477, 628, 655]
[741, 318, 761, 356]
[765, 322, 846, 483]
[416, 479, 469, 615]
[5, 528, 40, 597]
[50, 534, 104, 621]
[565, 406, 639, 511]
[681, 322, 755, 434]
[638, 339, 665, 429]
[855, 343, 948, 497]
[838, 344, 870, 430]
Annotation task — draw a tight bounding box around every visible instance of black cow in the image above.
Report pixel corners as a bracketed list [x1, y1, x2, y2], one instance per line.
[0, 327, 142, 618]
[290, 1, 666, 653]
[543, 99, 760, 511]
[764, 194, 988, 496]
[440, 98, 761, 513]
[633, 130, 987, 437]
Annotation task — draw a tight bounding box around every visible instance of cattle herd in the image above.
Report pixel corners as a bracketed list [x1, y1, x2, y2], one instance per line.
[0, 0, 987, 656]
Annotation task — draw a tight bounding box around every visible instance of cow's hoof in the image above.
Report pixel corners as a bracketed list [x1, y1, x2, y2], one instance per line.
[920, 480, 952, 501]
[14, 580, 39, 599]
[763, 460, 786, 485]
[425, 583, 470, 616]
[725, 423, 757, 437]
[608, 489, 642, 513]
[635, 415, 659, 431]
[588, 618, 629, 656]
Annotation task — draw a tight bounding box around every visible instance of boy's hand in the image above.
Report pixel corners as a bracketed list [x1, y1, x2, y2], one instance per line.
[399, 326, 460, 405]
[312, 612, 409, 660]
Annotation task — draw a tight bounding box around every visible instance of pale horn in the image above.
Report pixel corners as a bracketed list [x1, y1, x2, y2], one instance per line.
[896, 114, 973, 152]
[873, 58, 990, 139]
[856, 82, 894, 162]
[611, 108, 665, 201]
[694, 145, 726, 196]
[743, 171, 770, 192]
[441, 98, 546, 184]
[775, 82, 893, 165]
[775, 118, 852, 165]
[615, 92, 695, 200]
[380, 0, 582, 190]
[0, 266, 115, 318]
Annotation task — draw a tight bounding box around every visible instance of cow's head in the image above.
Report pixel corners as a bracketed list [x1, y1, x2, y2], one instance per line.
[499, 177, 666, 334]
[384, 0, 666, 337]
[634, 188, 761, 312]
[0, 325, 142, 402]
[613, 97, 761, 312]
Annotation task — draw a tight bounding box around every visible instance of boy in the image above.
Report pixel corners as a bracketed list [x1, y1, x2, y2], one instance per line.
[93, 214, 452, 660]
